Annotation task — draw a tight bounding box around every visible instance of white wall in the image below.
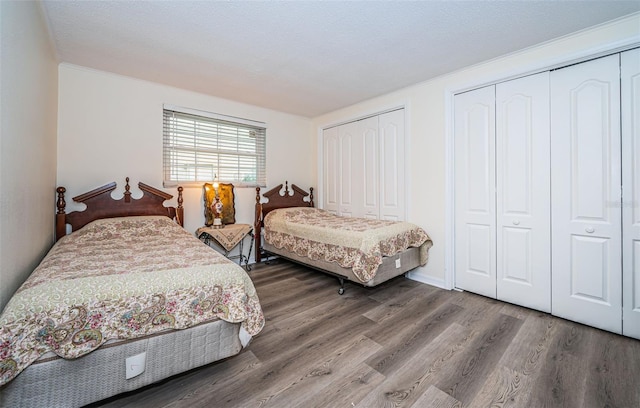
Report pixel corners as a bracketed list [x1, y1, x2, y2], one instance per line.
[0, 2, 58, 310]
[311, 14, 640, 288]
[57, 65, 313, 251]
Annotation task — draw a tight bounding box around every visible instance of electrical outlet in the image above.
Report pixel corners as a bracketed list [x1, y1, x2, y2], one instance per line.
[125, 352, 146, 379]
[395, 259, 401, 269]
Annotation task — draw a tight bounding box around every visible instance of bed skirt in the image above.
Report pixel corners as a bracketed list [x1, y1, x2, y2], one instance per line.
[0, 319, 242, 408]
[263, 242, 421, 287]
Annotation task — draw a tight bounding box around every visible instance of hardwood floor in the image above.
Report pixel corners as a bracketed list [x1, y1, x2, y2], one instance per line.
[91, 260, 640, 408]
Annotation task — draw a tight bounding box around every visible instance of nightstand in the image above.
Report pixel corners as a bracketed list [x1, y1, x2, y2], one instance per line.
[197, 224, 254, 271]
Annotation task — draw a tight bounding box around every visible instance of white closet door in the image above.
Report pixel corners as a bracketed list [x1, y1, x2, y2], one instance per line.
[454, 86, 497, 298]
[379, 109, 406, 221]
[622, 48, 640, 339]
[496, 72, 551, 312]
[323, 126, 339, 215]
[359, 116, 380, 219]
[551, 54, 622, 334]
[337, 121, 359, 217]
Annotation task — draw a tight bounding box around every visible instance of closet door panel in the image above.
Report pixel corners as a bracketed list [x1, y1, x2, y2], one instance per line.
[338, 121, 359, 217]
[454, 86, 497, 298]
[622, 48, 640, 339]
[551, 54, 622, 334]
[496, 72, 551, 312]
[360, 116, 379, 220]
[323, 127, 339, 215]
[501, 228, 531, 280]
[379, 109, 405, 221]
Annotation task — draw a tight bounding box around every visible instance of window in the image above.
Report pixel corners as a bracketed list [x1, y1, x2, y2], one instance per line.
[163, 105, 266, 187]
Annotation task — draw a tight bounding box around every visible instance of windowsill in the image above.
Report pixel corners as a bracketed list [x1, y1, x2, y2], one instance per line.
[163, 181, 265, 189]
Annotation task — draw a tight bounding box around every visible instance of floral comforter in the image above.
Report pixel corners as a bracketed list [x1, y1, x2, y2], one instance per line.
[264, 208, 432, 282]
[0, 216, 264, 386]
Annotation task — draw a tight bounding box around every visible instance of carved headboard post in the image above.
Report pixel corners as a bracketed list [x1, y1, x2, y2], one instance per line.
[255, 186, 263, 263]
[124, 177, 132, 203]
[176, 186, 184, 226]
[56, 187, 67, 241]
[254, 187, 262, 228]
[309, 187, 314, 207]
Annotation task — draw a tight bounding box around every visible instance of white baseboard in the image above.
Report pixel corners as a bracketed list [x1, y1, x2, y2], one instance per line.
[406, 271, 448, 290]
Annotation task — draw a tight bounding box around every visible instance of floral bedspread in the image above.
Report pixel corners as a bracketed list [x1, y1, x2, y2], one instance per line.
[264, 208, 432, 282]
[0, 216, 264, 386]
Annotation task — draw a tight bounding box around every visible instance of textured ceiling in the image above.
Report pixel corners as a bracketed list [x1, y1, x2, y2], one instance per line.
[41, 1, 640, 117]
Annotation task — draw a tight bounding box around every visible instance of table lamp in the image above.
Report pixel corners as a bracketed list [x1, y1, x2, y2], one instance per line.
[211, 177, 224, 228]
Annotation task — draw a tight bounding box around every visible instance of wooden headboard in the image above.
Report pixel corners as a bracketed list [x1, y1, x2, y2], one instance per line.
[56, 177, 184, 241]
[254, 181, 313, 262]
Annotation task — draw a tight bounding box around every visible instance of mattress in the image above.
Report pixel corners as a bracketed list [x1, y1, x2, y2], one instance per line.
[0, 319, 241, 407]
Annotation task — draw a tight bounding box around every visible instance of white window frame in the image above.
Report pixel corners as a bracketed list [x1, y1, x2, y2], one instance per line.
[163, 104, 266, 187]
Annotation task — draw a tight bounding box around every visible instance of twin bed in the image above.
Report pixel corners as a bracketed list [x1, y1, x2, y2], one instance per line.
[0, 179, 264, 407]
[254, 182, 432, 294]
[0, 178, 432, 407]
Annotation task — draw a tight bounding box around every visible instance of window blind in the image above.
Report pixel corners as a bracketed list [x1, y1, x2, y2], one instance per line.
[163, 108, 266, 187]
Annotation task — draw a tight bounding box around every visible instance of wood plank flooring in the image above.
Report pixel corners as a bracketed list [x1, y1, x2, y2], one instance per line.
[90, 260, 640, 408]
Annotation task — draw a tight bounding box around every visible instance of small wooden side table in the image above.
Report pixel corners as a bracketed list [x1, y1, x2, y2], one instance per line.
[197, 224, 254, 271]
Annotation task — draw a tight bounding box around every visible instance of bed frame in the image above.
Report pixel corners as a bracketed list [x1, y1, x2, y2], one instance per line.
[0, 178, 245, 408]
[254, 181, 421, 294]
[55, 177, 184, 241]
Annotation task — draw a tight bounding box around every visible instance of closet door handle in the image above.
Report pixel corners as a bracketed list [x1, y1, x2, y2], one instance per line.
[585, 227, 595, 233]
[512, 220, 520, 225]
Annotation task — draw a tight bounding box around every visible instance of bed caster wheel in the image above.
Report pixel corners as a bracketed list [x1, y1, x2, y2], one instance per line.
[338, 288, 345, 295]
